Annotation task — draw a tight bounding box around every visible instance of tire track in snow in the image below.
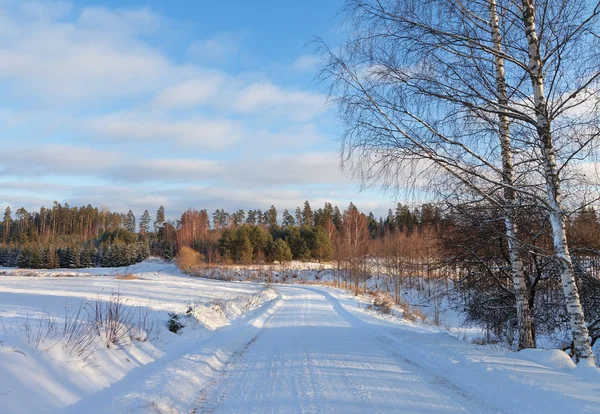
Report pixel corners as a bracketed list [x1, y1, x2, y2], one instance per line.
[310, 287, 501, 413]
[191, 295, 283, 413]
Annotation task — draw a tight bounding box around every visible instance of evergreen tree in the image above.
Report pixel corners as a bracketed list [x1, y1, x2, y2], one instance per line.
[282, 209, 295, 227]
[367, 212, 379, 238]
[256, 210, 264, 226]
[232, 209, 245, 227]
[246, 210, 257, 225]
[332, 206, 343, 230]
[266, 205, 278, 228]
[80, 244, 96, 267]
[101, 245, 113, 267]
[3, 206, 11, 240]
[67, 246, 80, 269]
[270, 239, 293, 263]
[237, 233, 254, 264]
[154, 205, 166, 233]
[125, 210, 136, 233]
[312, 226, 332, 261]
[302, 201, 313, 227]
[17, 246, 31, 268]
[139, 210, 151, 235]
[138, 240, 151, 261]
[295, 207, 303, 226]
[163, 243, 174, 261]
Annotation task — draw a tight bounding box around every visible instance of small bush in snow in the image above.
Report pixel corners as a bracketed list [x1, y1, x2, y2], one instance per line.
[167, 312, 185, 334]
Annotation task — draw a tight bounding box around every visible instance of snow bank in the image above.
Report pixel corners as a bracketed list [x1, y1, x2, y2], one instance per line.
[517, 348, 576, 370]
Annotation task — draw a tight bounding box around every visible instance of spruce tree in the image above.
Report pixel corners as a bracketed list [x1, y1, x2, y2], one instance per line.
[125, 210, 136, 233]
[17, 246, 31, 268]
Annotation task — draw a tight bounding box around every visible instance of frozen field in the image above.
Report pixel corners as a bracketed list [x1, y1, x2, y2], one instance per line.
[0, 260, 599, 413]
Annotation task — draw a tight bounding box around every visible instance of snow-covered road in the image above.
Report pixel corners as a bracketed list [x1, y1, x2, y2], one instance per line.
[195, 286, 490, 414]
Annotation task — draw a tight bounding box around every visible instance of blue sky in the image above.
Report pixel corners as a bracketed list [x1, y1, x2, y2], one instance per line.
[0, 0, 406, 220]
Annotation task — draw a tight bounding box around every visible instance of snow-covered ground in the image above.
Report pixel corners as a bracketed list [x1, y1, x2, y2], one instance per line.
[0, 260, 278, 413]
[1, 260, 599, 413]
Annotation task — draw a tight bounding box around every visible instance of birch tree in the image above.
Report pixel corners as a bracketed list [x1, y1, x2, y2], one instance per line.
[488, 0, 534, 348]
[517, 0, 599, 363]
[319, 0, 600, 362]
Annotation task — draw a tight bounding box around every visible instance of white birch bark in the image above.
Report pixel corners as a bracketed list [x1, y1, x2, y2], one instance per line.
[521, 0, 595, 364]
[488, 0, 535, 350]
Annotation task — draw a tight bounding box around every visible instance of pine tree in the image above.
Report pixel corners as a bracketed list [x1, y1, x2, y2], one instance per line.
[270, 239, 292, 263]
[232, 210, 245, 227]
[238, 233, 254, 264]
[332, 206, 342, 230]
[246, 210, 257, 225]
[302, 201, 313, 227]
[139, 210, 151, 235]
[3, 206, 11, 241]
[282, 209, 295, 227]
[266, 205, 278, 228]
[295, 207, 303, 226]
[154, 205, 166, 233]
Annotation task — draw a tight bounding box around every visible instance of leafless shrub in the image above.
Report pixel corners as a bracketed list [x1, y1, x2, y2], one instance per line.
[59, 302, 97, 360]
[130, 304, 160, 343]
[5, 293, 159, 363]
[88, 292, 134, 348]
[372, 292, 394, 315]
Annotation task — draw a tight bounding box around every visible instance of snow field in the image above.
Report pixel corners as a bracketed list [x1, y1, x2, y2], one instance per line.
[0, 260, 279, 413]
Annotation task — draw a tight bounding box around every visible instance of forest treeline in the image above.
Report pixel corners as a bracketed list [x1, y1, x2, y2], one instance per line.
[2, 200, 600, 270]
[0, 201, 445, 268]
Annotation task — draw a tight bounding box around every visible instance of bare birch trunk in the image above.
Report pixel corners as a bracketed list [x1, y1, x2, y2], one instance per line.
[521, 0, 594, 364]
[488, 0, 535, 350]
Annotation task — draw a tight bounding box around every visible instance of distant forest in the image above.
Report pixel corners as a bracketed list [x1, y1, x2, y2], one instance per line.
[0, 201, 445, 268]
[1, 200, 599, 271]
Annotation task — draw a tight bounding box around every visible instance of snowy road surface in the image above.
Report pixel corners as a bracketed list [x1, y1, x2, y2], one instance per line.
[60, 283, 599, 414]
[195, 286, 490, 413]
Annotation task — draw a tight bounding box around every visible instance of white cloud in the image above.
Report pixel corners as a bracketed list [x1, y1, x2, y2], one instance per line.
[151, 76, 225, 110]
[292, 55, 319, 72]
[186, 32, 244, 63]
[77, 6, 162, 35]
[234, 82, 325, 121]
[82, 112, 243, 150]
